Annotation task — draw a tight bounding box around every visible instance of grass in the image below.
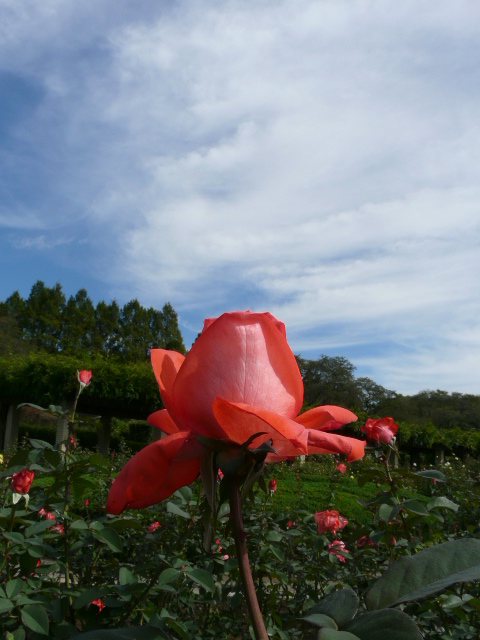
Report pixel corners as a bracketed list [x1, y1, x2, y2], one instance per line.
[264, 456, 426, 525]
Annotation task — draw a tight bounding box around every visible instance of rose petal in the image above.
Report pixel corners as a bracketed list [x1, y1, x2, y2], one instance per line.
[171, 312, 304, 437]
[295, 405, 358, 431]
[150, 349, 185, 416]
[147, 409, 182, 435]
[202, 310, 287, 339]
[307, 430, 365, 461]
[106, 432, 200, 513]
[212, 399, 307, 452]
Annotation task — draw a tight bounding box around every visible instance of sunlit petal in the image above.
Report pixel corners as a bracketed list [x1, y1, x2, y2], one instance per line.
[172, 312, 304, 437]
[106, 432, 200, 513]
[295, 405, 358, 431]
[147, 409, 182, 435]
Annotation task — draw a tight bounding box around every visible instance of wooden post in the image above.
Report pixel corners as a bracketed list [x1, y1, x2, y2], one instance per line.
[434, 446, 445, 466]
[98, 416, 112, 456]
[55, 415, 70, 447]
[4, 404, 20, 453]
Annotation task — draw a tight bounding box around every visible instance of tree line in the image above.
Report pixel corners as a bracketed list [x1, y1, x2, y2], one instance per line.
[296, 355, 480, 432]
[1, 281, 479, 433]
[0, 281, 185, 361]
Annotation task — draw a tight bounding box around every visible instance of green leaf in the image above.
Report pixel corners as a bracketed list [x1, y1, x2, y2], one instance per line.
[21, 604, 49, 636]
[184, 567, 215, 592]
[427, 497, 459, 512]
[365, 538, 480, 609]
[165, 618, 192, 640]
[166, 501, 191, 519]
[411, 469, 446, 482]
[3, 531, 24, 544]
[73, 586, 109, 609]
[71, 477, 97, 499]
[378, 503, 394, 523]
[158, 568, 180, 585]
[401, 499, 428, 515]
[92, 527, 123, 552]
[344, 609, 422, 640]
[29, 439, 54, 450]
[42, 448, 61, 468]
[307, 589, 359, 628]
[25, 519, 59, 538]
[119, 567, 138, 585]
[6, 578, 24, 598]
[0, 598, 14, 614]
[266, 530, 284, 542]
[88, 453, 111, 468]
[80, 627, 166, 639]
[318, 630, 360, 639]
[107, 517, 144, 532]
[70, 519, 89, 530]
[302, 613, 337, 629]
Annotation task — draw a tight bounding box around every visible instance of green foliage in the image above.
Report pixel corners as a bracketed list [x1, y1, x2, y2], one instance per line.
[1, 281, 185, 361]
[0, 352, 161, 415]
[2, 434, 480, 638]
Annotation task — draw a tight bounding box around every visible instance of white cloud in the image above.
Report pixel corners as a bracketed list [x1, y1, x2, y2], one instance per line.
[1, 1, 480, 394]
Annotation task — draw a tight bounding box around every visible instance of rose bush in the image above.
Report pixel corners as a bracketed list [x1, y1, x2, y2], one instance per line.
[107, 311, 365, 513]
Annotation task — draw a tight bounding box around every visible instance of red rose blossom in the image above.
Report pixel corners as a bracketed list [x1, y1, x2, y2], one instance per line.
[106, 311, 364, 513]
[328, 539, 349, 562]
[361, 417, 398, 444]
[268, 478, 277, 492]
[356, 535, 376, 547]
[10, 469, 34, 494]
[77, 369, 92, 387]
[336, 463, 347, 474]
[314, 509, 348, 534]
[148, 521, 161, 533]
[90, 599, 105, 612]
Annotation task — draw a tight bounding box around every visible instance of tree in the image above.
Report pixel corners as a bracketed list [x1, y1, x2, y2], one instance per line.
[23, 281, 65, 352]
[159, 302, 186, 353]
[92, 300, 121, 355]
[118, 299, 152, 361]
[62, 289, 96, 354]
[356, 376, 397, 413]
[296, 354, 362, 409]
[0, 302, 31, 356]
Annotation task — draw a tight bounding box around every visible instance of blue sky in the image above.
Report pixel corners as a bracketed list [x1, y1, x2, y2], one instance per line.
[1, 0, 480, 395]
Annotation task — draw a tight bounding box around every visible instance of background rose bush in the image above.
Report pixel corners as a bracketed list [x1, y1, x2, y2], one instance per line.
[1, 436, 480, 639]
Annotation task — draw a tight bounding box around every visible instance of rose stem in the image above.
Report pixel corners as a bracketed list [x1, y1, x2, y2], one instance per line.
[229, 476, 269, 640]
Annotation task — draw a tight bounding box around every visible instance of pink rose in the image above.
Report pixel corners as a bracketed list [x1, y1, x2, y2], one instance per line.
[107, 311, 364, 514]
[361, 417, 398, 444]
[315, 509, 348, 534]
[328, 539, 349, 562]
[10, 469, 34, 494]
[77, 369, 92, 386]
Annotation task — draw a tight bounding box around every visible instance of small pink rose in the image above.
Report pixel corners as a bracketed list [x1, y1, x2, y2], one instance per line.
[10, 469, 34, 494]
[77, 369, 92, 386]
[315, 509, 348, 534]
[361, 417, 398, 444]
